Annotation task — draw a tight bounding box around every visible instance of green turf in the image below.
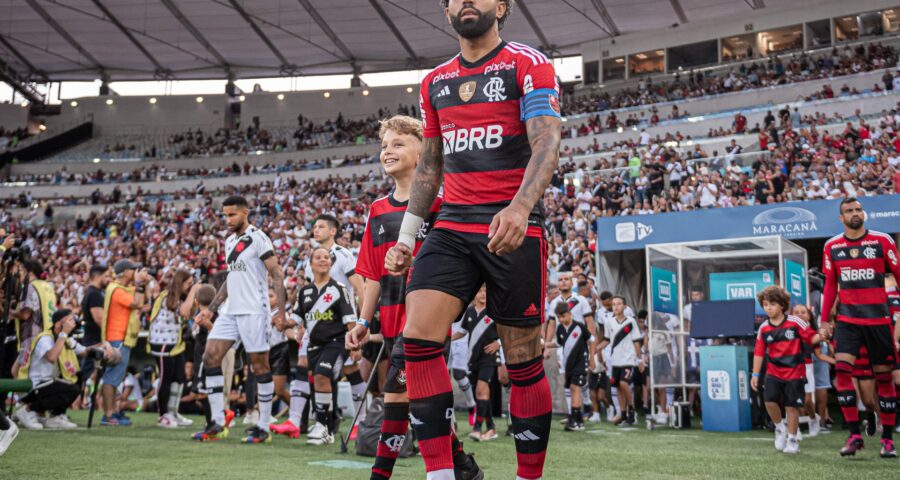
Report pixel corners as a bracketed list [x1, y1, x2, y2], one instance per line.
[1, 410, 898, 479]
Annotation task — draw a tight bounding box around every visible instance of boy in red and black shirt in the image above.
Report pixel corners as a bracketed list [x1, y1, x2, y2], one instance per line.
[752, 286, 826, 455]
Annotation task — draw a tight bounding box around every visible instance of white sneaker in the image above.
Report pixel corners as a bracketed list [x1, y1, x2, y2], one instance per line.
[808, 415, 820, 437]
[796, 429, 802, 442]
[774, 427, 787, 451]
[14, 407, 42, 430]
[0, 421, 19, 457]
[306, 422, 333, 445]
[655, 413, 669, 425]
[588, 412, 601, 423]
[45, 414, 77, 430]
[783, 436, 800, 454]
[174, 413, 194, 427]
[242, 410, 259, 426]
[158, 413, 179, 429]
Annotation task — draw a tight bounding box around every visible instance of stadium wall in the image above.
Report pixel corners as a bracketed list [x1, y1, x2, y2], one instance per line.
[47, 94, 228, 135]
[0, 103, 28, 130]
[582, 0, 899, 68]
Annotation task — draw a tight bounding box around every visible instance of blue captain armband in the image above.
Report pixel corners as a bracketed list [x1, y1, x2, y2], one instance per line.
[520, 88, 561, 121]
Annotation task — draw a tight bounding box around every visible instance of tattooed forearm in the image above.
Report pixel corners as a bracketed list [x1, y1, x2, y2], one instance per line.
[408, 136, 444, 219]
[208, 280, 228, 312]
[513, 115, 562, 212]
[266, 257, 287, 312]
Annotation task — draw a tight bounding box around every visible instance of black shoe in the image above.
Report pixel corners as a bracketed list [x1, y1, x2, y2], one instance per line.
[454, 452, 484, 480]
[866, 412, 877, 437]
[564, 419, 578, 432]
[242, 425, 272, 444]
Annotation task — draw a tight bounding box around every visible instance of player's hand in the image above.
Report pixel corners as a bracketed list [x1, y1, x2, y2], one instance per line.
[484, 340, 501, 355]
[385, 244, 413, 276]
[750, 376, 759, 391]
[588, 357, 596, 372]
[346, 324, 369, 351]
[349, 349, 362, 362]
[61, 315, 77, 335]
[543, 348, 552, 360]
[195, 309, 213, 328]
[637, 362, 645, 374]
[487, 204, 529, 256]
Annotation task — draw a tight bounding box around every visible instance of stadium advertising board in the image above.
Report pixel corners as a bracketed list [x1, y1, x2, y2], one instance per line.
[596, 194, 900, 252]
[784, 259, 807, 307]
[650, 266, 678, 315]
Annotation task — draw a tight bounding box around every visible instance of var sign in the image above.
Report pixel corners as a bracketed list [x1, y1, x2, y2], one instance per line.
[726, 283, 756, 300]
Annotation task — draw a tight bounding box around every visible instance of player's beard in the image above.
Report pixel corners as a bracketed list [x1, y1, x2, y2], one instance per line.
[450, 6, 497, 39]
[846, 216, 864, 229]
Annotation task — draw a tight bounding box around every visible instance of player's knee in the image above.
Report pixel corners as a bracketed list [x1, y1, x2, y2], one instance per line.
[384, 391, 408, 404]
[497, 324, 542, 364]
[201, 350, 222, 369]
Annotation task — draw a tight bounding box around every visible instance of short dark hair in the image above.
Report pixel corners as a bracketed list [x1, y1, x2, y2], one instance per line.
[757, 285, 790, 313]
[315, 214, 340, 231]
[637, 310, 648, 320]
[554, 302, 571, 317]
[223, 196, 249, 208]
[89, 265, 107, 278]
[577, 280, 589, 289]
[839, 197, 860, 212]
[599, 291, 613, 301]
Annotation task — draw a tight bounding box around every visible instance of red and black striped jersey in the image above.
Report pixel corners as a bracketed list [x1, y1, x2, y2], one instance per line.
[356, 193, 442, 339]
[821, 230, 900, 326]
[888, 286, 900, 325]
[419, 41, 560, 231]
[754, 315, 818, 381]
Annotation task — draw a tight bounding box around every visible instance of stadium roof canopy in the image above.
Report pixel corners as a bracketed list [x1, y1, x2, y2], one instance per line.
[0, 0, 791, 84]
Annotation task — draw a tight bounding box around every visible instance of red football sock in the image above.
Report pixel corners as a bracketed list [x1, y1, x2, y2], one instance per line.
[405, 338, 454, 473]
[508, 356, 552, 480]
[835, 360, 860, 435]
[371, 402, 409, 480]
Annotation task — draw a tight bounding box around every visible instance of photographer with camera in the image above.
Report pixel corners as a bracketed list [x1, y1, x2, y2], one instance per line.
[99, 259, 150, 426]
[14, 309, 111, 429]
[80, 266, 110, 383]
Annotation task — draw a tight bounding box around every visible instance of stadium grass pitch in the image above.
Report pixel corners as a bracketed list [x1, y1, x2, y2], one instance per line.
[2, 410, 898, 479]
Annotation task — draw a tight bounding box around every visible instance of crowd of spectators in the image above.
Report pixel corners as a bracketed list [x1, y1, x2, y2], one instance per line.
[0, 125, 29, 152]
[561, 42, 899, 116]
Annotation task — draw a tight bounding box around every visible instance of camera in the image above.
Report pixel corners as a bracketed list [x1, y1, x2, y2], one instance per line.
[88, 347, 105, 361]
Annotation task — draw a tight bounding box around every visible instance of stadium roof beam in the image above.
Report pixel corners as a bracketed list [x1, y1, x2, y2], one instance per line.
[516, 0, 552, 52]
[225, 0, 293, 71]
[668, 0, 689, 24]
[24, 0, 103, 71]
[0, 57, 44, 104]
[160, 0, 231, 74]
[0, 34, 41, 78]
[590, 0, 620, 37]
[368, 0, 420, 66]
[297, 0, 355, 63]
[745, 0, 766, 9]
[90, 0, 171, 79]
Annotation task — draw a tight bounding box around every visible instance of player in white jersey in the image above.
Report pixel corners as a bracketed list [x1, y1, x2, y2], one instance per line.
[597, 296, 644, 426]
[302, 213, 368, 431]
[192, 196, 287, 444]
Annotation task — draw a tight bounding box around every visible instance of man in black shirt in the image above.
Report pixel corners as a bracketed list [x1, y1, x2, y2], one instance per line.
[79, 265, 110, 386]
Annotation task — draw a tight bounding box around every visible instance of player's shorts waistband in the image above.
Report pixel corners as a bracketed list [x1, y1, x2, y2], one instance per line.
[434, 220, 543, 238]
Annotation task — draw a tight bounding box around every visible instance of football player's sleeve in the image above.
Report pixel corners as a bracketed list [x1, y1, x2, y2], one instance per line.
[355, 217, 379, 281]
[257, 231, 275, 261]
[517, 53, 560, 121]
[419, 76, 440, 138]
[754, 326, 766, 357]
[338, 286, 357, 325]
[339, 249, 357, 277]
[820, 243, 837, 320]
[882, 235, 900, 279]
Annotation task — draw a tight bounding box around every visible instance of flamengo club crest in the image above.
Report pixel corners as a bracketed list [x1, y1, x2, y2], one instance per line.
[459, 81, 477, 102]
[850, 248, 860, 258]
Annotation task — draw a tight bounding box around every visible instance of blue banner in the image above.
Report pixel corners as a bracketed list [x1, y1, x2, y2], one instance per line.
[710, 271, 775, 315]
[651, 266, 678, 314]
[784, 260, 807, 307]
[596, 195, 900, 252]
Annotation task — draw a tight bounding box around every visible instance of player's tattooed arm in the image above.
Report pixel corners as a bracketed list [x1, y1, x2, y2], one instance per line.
[408, 136, 444, 219]
[207, 278, 228, 313]
[264, 256, 288, 326]
[514, 115, 562, 212]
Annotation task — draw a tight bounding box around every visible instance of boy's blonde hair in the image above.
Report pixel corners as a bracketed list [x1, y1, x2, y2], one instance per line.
[379, 115, 423, 141]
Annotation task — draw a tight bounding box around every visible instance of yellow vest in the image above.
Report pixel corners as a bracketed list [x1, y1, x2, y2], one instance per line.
[146, 291, 186, 356]
[102, 282, 141, 348]
[17, 330, 80, 383]
[15, 280, 57, 351]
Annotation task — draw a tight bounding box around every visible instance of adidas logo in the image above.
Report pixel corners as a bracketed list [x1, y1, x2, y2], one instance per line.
[409, 413, 424, 426]
[378, 225, 385, 235]
[513, 430, 540, 441]
[304, 296, 312, 303]
[436, 85, 450, 98]
[837, 251, 846, 258]
[523, 304, 539, 316]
